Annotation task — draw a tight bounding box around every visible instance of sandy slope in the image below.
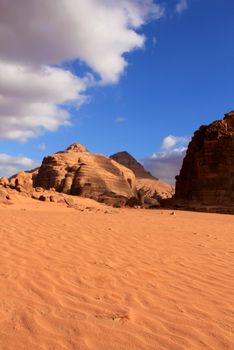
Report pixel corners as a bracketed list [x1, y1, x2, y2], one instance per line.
[0, 198, 233, 350]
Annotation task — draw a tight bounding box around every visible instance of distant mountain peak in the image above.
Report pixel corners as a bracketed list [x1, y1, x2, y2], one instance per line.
[110, 151, 157, 180]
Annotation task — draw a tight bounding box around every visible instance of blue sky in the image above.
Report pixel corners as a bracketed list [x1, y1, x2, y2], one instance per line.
[0, 0, 233, 183]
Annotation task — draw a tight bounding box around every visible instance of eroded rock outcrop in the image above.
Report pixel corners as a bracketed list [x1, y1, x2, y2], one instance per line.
[1, 143, 173, 208]
[175, 111, 234, 210]
[34, 143, 137, 205]
[0, 177, 9, 187]
[110, 151, 174, 202]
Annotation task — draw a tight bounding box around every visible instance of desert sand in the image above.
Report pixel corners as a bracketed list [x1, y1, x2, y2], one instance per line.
[0, 197, 233, 350]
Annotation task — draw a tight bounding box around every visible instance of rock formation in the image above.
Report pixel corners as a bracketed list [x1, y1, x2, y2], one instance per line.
[34, 143, 137, 205]
[110, 151, 174, 201]
[1, 143, 173, 208]
[9, 171, 37, 195]
[110, 151, 156, 179]
[0, 176, 9, 187]
[175, 111, 234, 210]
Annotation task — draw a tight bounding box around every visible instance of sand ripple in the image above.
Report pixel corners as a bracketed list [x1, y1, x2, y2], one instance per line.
[0, 201, 233, 349]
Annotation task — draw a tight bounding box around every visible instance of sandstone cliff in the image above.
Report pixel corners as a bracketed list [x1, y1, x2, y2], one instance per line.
[1, 143, 174, 208]
[175, 111, 234, 210]
[34, 143, 137, 205]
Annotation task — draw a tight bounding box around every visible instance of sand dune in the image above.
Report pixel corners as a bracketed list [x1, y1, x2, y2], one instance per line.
[0, 198, 233, 349]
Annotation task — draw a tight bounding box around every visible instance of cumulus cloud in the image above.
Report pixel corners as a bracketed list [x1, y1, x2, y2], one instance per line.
[175, 0, 188, 14]
[161, 135, 189, 151]
[0, 153, 38, 178]
[0, 0, 164, 142]
[142, 135, 189, 184]
[0, 62, 88, 141]
[0, 0, 164, 83]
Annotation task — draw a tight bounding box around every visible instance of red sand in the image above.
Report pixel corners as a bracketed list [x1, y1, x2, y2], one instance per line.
[0, 197, 233, 349]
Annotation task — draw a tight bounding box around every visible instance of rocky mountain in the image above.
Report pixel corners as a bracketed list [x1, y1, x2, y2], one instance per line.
[110, 151, 156, 179]
[1, 143, 174, 208]
[110, 151, 174, 200]
[34, 143, 137, 206]
[175, 111, 234, 211]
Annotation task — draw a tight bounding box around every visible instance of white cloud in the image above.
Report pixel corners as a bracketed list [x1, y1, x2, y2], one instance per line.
[175, 0, 188, 14]
[0, 0, 164, 83]
[161, 135, 188, 151]
[0, 0, 163, 83]
[0, 62, 88, 142]
[142, 135, 189, 184]
[0, 0, 164, 141]
[0, 154, 38, 178]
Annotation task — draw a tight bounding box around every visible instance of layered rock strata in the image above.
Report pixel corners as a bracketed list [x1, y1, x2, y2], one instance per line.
[34, 143, 137, 205]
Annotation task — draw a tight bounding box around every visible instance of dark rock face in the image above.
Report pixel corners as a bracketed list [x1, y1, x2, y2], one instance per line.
[175, 111, 234, 207]
[34, 143, 137, 204]
[125, 196, 141, 208]
[110, 151, 156, 179]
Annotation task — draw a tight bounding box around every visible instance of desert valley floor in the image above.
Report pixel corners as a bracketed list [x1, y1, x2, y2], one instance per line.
[0, 197, 233, 350]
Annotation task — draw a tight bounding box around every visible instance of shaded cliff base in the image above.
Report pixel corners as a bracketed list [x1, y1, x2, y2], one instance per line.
[0, 173, 160, 210]
[0, 184, 117, 214]
[162, 197, 234, 215]
[2, 179, 233, 215]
